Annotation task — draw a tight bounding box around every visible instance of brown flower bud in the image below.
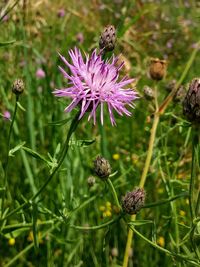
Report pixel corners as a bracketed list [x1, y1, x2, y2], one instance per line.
[122, 188, 145, 215]
[183, 78, 200, 124]
[143, 85, 155, 100]
[94, 155, 111, 179]
[149, 58, 167, 81]
[12, 79, 24, 95]
[99, 25, 116, 52]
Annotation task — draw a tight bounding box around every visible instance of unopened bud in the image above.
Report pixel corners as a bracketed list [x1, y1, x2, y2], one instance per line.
[143, 85, 155, 100]
[94, 155, 111, 179]
[87, 176, 96, 187]
[149, 58, 167, 81]
[165, 79, 176, 92]
[99, 25, 116, 52]
[12, 79, 24, 95]
[173, 85, 186, 103]
[122, 188, 145, 215]
[183, 78, 200, 124]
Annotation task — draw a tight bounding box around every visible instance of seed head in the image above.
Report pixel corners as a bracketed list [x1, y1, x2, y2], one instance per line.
[99, 25, 116, 52]
[122, 188, 145, 215]
[94, 155, 111, 179]
[12, 79, 24, 95]
[149, 58, 167, 81]
[183, 78, 200, 124]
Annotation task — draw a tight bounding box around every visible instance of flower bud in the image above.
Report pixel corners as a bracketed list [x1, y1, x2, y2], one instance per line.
[173, 85, 186, 103]
[94, 155, 111, 179]
[99, 25, 116, 52]
[183, 78, 200, 124]
[143, 85, 155, 100]
[12, 79, 24, 95]
[149, 58, 167, 81]
[87, 176, 96, 187]
[122, 188, 145, 215]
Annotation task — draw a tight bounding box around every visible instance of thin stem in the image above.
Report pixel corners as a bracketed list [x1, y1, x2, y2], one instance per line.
[122, 89, 160, 267]
[1, 95, 19, 218]
[107, 178, 121, 210]
[0, 111, 81, 222]
[71, 214, 122, 230]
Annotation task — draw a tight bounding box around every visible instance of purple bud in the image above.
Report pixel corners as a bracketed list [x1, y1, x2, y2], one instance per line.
[122, 188, 145, 215]
[99, 25, 116, 52]
[3, 111, 11, 120]
[57, 9, 65, 18]
[183, 78, 200, 124]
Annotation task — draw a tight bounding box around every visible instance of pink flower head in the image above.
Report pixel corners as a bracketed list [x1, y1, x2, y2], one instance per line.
[3, 111, 11, 120]
[53, 48, 138, 125]
[76, 32, 84, 44]
[36, 68, 45, 79]
[57, 9, 65, 17]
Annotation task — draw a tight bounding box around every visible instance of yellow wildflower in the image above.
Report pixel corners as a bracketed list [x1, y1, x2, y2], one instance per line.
[157, 236, 165, 247]
[113, 153, 120, 160]
[8, 238, 15, 246]
[179, 210, 186, 217]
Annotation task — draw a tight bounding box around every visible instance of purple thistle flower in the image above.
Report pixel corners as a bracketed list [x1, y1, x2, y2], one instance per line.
[53, 48, 138, 125]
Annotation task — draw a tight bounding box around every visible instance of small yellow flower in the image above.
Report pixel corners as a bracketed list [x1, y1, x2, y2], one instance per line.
[158, 188, 164, 194]
[8, 238, 15, 246]
[99, 205, 106, 211]
[106, 201, 111, 208]
[179, 210, 186, 217]
[27, 231, 43, 243]
[157, 236, 165, 247]
[105, 210, 112, 217]
[113, 153, 120, 160]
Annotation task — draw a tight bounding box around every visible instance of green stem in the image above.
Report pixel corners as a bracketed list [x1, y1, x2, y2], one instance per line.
[1, 95, 19, 218]
[71, 214, 122, 230]
[189, 128, 200, 261]
[0, 111, 81, 222]
[107, 178, 121, 210]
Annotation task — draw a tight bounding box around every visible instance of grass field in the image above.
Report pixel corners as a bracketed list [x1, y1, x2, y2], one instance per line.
[0, 1, 200, 266]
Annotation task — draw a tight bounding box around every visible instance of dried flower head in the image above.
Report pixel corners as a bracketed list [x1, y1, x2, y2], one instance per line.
[143, 85, 155, 100]
[122, 188, 145, 214]
[149, 58, 167, 81]
[183, 78, 200, 124]
[94, 155, 111, 179]
[99, 25, 116, 52]
[53, 48, 138, 125]
[12, 79, 24, 95]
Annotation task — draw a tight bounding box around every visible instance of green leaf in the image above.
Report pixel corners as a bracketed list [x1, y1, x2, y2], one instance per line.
[9, 142, 26, 157]
[0, 40, 15, 47]
[32, 202, 39, 250]
[22, 146, 54, 167]
[48, 117, 72, 126]
[69, 139, 95, 147]
[4, 228, 28, 239]
[128, 220, 153, 226]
